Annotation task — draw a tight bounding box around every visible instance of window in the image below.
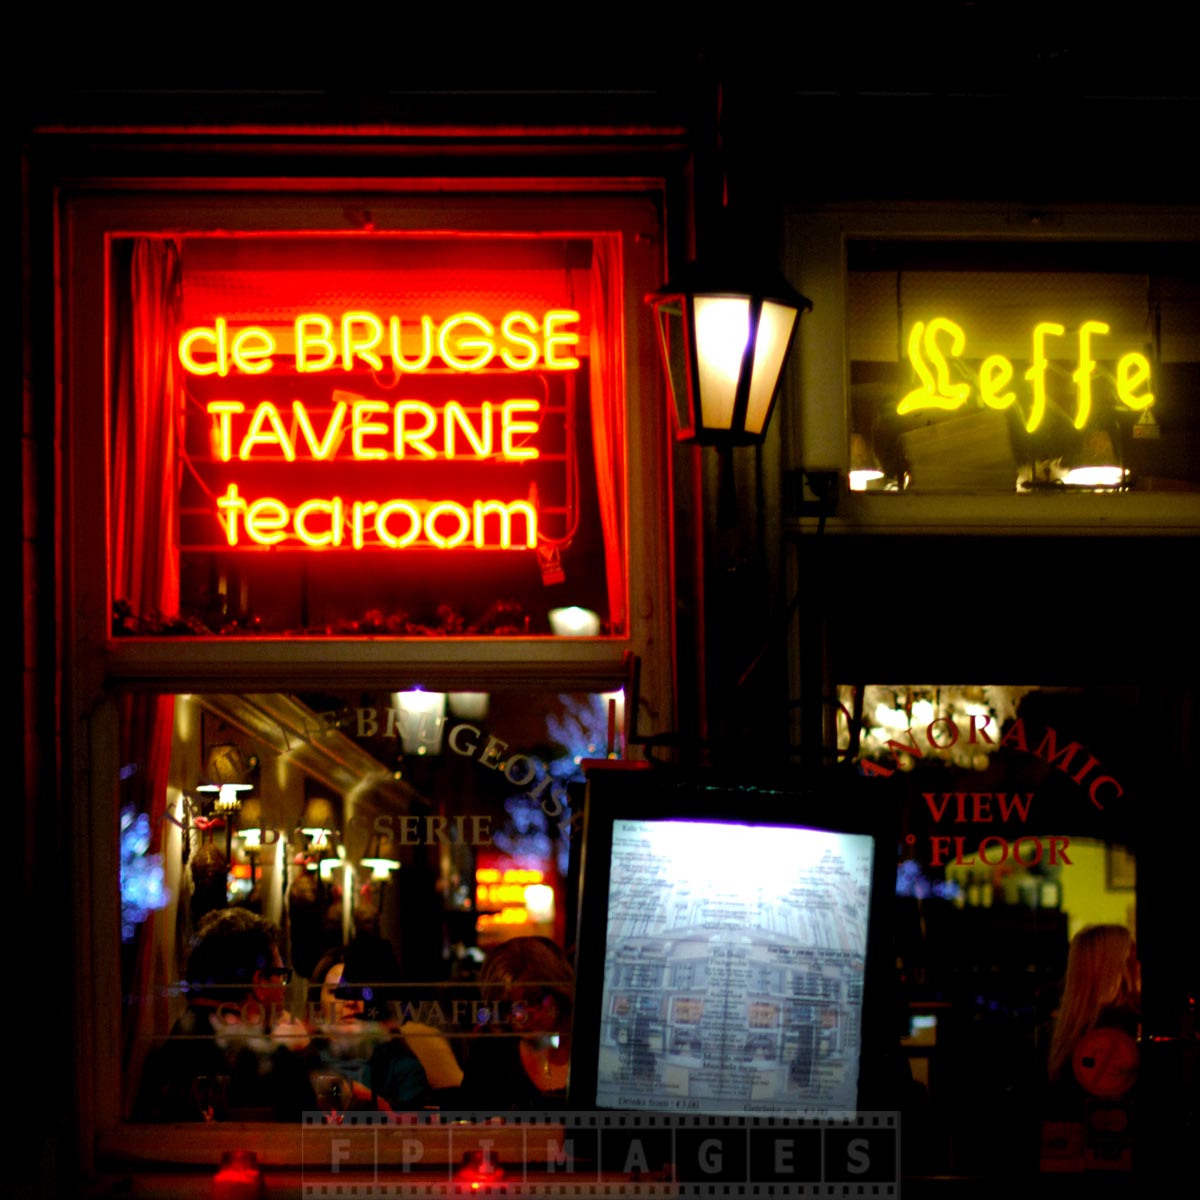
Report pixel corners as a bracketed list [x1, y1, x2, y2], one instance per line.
[63, 185, 672, 1161]
[112, 233, 630, 639]
[836, 682, 1140, 1176]
[847, 242, 1199, 495]
[119, 688, 607, 1123]
[787, 205, 1200, 530]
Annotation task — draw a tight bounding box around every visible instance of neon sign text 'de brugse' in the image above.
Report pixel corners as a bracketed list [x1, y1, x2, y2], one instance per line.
[898, 317, 1153, 432]
[177, 309, 582, 552]
[179, 310, 582, 375]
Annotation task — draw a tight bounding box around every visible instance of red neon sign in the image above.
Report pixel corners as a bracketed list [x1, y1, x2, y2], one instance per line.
[179, 308, 580, 553]
[179, 310, 581, 377]
[206, 397, 542, 463]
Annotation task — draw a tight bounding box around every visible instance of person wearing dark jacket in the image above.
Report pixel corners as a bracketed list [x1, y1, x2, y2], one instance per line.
[139, 908, 316, 1120]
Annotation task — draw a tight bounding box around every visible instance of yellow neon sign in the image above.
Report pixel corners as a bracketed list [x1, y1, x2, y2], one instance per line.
[899, 317, 1154, 432]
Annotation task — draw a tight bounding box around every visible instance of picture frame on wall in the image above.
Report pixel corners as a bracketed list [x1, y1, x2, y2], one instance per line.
[1106, 845, 1137, 890]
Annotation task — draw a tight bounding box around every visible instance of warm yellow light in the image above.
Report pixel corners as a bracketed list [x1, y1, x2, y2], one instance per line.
[486, 884, 529, 904]
[744, 301, 797, 435]
[197, 782, 253, 814]
[1116, 354, 1154, 410]
[549, 606, 601, 636]
[392, 690, 448, 756]
[1063, 466, 1126, 487]
[1071, 321, 1110, 431]
[694, 296, 750, 430]
[361, 856, 400, 881]
[501, 868, 544, 884]
[524, 884, 555, 923]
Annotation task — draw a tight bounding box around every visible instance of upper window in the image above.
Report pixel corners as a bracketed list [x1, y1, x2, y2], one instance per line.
[110, 232, 629, 640]
[846, 241, 1199, 495]
[786, 205, 1200, 529]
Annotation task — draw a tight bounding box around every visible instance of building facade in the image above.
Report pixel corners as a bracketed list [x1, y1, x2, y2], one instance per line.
[19, 36, 1200, 1197]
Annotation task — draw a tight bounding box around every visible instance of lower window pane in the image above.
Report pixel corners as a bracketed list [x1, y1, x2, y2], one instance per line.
[120, 690, 615, 1119]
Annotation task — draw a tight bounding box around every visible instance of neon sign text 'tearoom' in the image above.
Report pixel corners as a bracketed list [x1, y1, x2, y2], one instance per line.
[215, 488, 537, 550]
[899, 317, 1154, 432]
[179, 310, 582, 376]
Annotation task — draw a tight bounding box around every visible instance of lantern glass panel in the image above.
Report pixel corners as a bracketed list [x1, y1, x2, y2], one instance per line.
[746, 300, 799, 435]
[694, 295, 750, 431]
[653, 299, 692, 434]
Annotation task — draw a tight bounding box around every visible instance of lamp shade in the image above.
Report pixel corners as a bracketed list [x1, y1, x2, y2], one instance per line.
[392, 690, 448, 756]
[849, 434, 885, 492]
[235, 799, 266, 846]
[300, 796, 340, 841]
[648, 252, 812, 446]
[361, 832, 401, 880]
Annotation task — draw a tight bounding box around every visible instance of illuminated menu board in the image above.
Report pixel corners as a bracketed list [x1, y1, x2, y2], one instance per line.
[596, 819, 875, 1117]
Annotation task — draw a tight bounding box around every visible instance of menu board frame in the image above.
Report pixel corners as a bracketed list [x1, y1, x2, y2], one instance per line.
[568, 769, 902, 1116]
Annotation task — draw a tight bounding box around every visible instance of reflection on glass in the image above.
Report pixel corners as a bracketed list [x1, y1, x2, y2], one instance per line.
[122, 689, 607, 1119]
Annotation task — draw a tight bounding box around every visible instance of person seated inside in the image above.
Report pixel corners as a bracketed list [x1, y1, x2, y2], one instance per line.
[139, 907, 316, 1120]
[459, 936, 574, 1110]
[308, 945, 430, 1111]
[1044, 923, 1141, 1118]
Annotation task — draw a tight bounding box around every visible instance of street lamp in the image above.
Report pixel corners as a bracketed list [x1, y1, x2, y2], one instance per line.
[648, 250, 811, 447]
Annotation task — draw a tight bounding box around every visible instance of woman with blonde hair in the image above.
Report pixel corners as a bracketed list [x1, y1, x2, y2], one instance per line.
[1047, 924, 1140, 1084]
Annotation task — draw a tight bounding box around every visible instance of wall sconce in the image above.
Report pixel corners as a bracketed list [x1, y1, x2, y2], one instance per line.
[549, 606, 601, 637]
[361, 833, 401, 881]
[647, 252, 811, 447]
[198, 742, 255, 832]
[234, 798, 266, 848]
[196, 781, 252, 815]
[392, 689, 448, 756]
[318, 845, 346, 883]
[849, 433, 884, 492]
[300, 796, 340, 849]
[235, 799, 267, 890]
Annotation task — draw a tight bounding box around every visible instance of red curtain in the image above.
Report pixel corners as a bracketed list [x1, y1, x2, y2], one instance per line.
[113, 239, 182, 1114]
[588, 236, 628, 634]
[113, 239, 183, 615]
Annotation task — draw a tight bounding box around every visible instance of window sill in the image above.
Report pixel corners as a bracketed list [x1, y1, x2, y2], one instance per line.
[104, 637, 633, 692]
